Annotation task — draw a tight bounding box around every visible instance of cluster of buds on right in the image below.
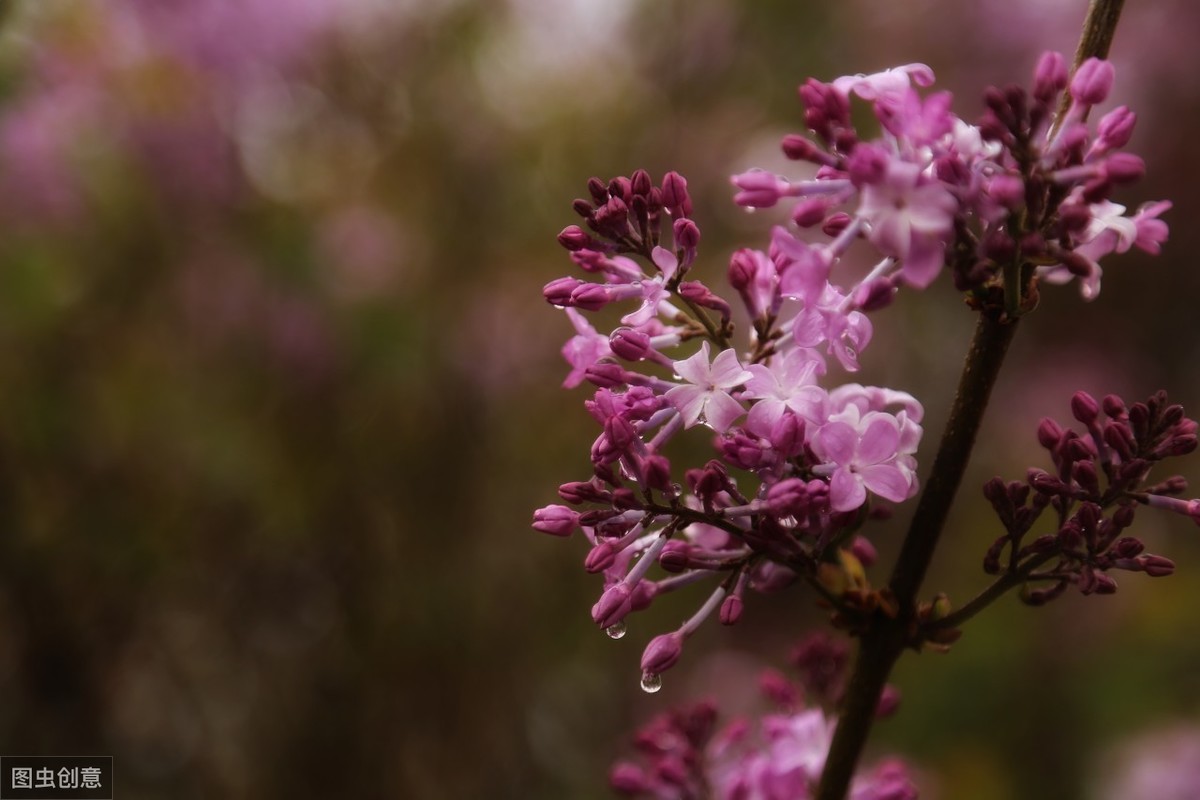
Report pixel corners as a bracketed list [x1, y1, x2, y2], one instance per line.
[980, 390, 1195, 605]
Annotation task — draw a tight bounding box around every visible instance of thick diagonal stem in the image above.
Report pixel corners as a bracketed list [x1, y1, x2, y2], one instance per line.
[814, 5, 1128, 796]
[814, 312, 1017, 800]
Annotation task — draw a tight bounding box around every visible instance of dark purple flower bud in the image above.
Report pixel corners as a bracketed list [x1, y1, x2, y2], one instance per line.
[592, 583, 633, 627]
[533, 504, 580, 536]
[822, 212, 852, 238]
[558, 481, 606, 505]
[659, 541, 691, 573]
[609, 328, 652, 361]
[570, 248, 609, 273]
[692, 460, 730, 501]
[605, 416, 638, 452]
[578, 508, 620, 527]
[1067, 436, 1096, 461]
[585, 362, 627, 388]
[1112, 503, 1137, 531]
[1057, 202, 1092, 233]
[642, 454, 672, 492]
[1103, 394, 1127, 417]
[1058, 520, 1084, 550]
[983, 535, 1006, 574]
[587, 177, 609, 203]
[1137, 554, 1175, 577]
[678, 281, 732, 321]
[543, 276, 583, 306]
[609, 762, 650, 794]
[673, 217, 700, 251]
[1033, 51, 1069, 101]
[727, 249, 758, 292]
[573, 198, 595, 218]
[592, 196, 631, 238]
[852, 277, 897, 312]
[1103, 421, 1137, 460]
[630, 580, 658, 612]
[570, 283, 612, 311]
[1159, 435, 1198, 458]
[1097, 106, 1136, 149]
[1058, 250, 1093, 279]
[1073, 460, 1100, 497]
[1071, 391, 1101, 425]
[781, 133, 821, 161]
[1029, 468, 1068, 496]
[719, 594, 743, 626]
[557, 225, 592, 251]
[1037, 417, 1065, 449]
[1070, 58, 1115, 106]
[875, 685, 902, 719]
[630, 169, 653, 197]
[655, 758, 689, 788]
[1110, 537, 1145, 559]
[608, 177, 632, 203]
[1104, 153, 1145, 183]
[1083, 570, 1118, 595]
[640, 632, 684, 674]
[660, 171, 692, 216]
[791, 198, 829, 228]
[585, 541, 620, 574]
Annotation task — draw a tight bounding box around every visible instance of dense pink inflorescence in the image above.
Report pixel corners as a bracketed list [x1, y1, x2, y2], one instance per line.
[533, 53, 1169, 689]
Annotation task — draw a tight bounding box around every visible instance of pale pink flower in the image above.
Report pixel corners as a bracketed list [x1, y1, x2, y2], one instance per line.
[665, 342, 754, 432]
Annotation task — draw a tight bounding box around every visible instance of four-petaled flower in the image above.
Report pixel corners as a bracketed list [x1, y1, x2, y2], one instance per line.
[665, 342, 754, 433]
[814, 406, 918, 512]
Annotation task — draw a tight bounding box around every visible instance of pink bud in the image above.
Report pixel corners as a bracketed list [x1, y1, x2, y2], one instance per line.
[592, 583, 633, 627]
[1033, 51, 1069, 101]
[609, 328, 652, 361]
[673, 217, 700, 250]
[640, 632, 684, 674]
[1138, 554, 1175, 577]
[1104, 153, 1145, 183]
[1096, 106, 1136, 149]
[719, 594, 743, 626]
[1070, 58, 1115, 106]
[543, 277, 582, 306]
[584, 541, 620, 573]
[660, 171, 692, 216]
[557, 225, 592, 251]
[532, 504, 579, 537]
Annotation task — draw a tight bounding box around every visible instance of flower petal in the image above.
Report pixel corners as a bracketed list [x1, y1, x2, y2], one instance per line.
[829, 467, 867, 512]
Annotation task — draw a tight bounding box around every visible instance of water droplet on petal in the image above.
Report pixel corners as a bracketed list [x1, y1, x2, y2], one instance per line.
[744, 206, 758, 214]
[605, 622, 627, 640]
[640, 671, 663, 693]
[778, 515, 798, 529]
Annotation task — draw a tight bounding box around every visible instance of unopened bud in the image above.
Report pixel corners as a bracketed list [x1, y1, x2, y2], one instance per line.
[1070, 58, 1115, 106]
[640, 632, 684, 674]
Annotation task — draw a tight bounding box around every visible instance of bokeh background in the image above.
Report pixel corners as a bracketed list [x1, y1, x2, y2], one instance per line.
[0, 1, 1197, 798]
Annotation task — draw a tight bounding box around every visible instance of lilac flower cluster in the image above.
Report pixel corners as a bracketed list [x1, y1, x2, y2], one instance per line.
[731, 54, 1168, 307]
[535, 164, 924, 689]
[532, 52, 1171, 690]
[977, 391, 1196, 606]
[609, 636, 916, 800]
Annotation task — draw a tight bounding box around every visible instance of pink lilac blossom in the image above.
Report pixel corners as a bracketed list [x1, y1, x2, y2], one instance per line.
[533, 52, 1167, 692]
[730, 51, 1168, 303]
